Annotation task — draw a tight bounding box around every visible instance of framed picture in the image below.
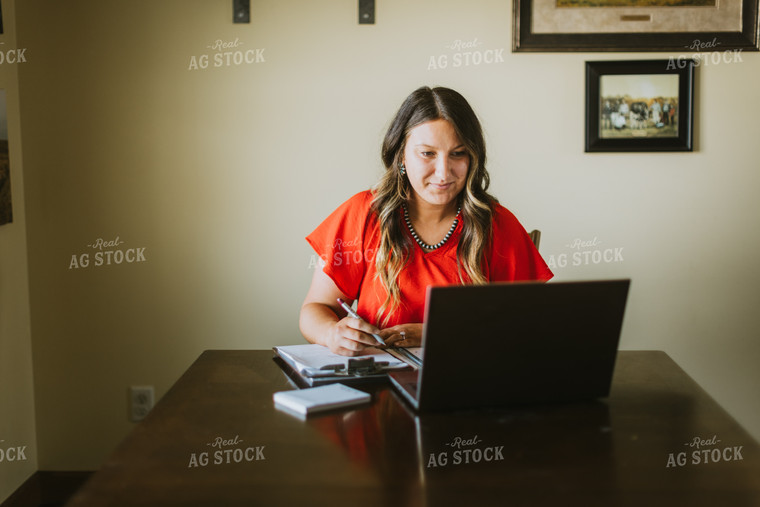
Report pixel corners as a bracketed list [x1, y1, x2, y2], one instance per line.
[585, 60, 694, 152]
[513, 0, 759, 51]
[0, 89, 11, 225]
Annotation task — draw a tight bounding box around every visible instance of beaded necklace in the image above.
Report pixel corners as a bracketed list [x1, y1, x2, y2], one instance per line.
[402, 205, 461, 251]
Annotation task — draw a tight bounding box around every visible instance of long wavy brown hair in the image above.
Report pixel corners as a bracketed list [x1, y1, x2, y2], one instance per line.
[370, 86, 497, 326]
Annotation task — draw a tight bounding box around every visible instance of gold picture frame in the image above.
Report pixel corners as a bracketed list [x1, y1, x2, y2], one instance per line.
[513, 0, 759, 51]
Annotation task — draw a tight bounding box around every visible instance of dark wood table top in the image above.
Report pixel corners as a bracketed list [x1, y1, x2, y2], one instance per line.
[67, 350, 760, 506]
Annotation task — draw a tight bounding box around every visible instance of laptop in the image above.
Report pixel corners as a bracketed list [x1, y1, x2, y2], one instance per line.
[388, 279, 630, 411]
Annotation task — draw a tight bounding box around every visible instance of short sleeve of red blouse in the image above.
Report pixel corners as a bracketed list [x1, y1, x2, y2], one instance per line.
[484, 203, 553, 283]
[305, 191, 375, 300]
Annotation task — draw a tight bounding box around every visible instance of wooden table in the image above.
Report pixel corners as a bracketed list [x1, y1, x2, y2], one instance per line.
[67, 351, 760, 506]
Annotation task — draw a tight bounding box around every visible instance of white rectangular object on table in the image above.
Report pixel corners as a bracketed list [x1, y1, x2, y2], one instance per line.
[273, 383, 371, 416]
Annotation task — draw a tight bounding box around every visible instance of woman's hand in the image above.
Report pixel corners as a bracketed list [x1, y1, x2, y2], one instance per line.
[300, 267, 385, 356]
[324, 316, 384, 356]
[379, 323, 423, 348]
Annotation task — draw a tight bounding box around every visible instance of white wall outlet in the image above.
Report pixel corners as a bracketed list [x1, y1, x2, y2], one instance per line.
[129, 385, 155, 422]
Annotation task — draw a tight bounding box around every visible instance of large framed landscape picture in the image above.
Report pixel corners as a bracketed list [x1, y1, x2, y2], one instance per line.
[513, 0, 760, 51]
[585, 60, 694, 152]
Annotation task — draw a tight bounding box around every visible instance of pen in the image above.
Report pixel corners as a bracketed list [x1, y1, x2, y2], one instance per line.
[336, 298, 386, 346]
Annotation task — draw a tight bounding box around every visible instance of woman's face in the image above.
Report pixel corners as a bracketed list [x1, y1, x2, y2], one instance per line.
[401, 119, 470, 209]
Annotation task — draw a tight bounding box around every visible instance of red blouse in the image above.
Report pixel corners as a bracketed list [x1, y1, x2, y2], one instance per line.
[306, 191, 553, 327]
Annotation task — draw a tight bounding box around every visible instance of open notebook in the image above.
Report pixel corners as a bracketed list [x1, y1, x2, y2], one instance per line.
[273, 343, 416, 387]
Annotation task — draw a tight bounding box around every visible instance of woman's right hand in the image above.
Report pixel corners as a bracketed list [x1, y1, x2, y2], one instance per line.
[325, 316, 383, 356]
[300, 266, 383, 356]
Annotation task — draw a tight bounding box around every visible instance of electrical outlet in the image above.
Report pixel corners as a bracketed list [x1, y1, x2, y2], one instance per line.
[129, 386, 154, 422]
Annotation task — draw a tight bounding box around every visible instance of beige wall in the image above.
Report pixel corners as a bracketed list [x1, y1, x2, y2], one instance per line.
[0, 0, 38, 501]
[9, 0, 760, 472]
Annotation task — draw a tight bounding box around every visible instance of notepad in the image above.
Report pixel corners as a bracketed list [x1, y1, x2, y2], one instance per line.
[274, 344, 409, 375]
[273, 383, 371, 416]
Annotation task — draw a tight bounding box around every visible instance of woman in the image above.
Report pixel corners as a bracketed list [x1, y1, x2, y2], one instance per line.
[300, 86, 552, 356]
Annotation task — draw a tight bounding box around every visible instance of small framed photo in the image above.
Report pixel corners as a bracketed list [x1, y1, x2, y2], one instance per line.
[585, 60, 695, 152]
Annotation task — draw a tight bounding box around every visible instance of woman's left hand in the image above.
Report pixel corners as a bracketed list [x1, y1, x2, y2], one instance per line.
[379, 323, 423, 348]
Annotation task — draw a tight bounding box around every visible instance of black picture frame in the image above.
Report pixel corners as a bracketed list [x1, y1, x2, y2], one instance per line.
[513, 0, 759, 52]
[585, 60, 694, 153]
[0, 89, 11, 225]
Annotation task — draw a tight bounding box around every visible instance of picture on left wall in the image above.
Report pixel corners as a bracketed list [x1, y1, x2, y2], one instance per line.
[0, 89, 12, 225]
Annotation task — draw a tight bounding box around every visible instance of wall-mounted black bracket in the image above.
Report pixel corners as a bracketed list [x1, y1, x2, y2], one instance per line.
[233, 0, 250, 23]
[359, 0, 375, 24]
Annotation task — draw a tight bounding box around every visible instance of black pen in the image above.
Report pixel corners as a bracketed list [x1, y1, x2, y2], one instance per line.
[336, 298, 386, 346]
